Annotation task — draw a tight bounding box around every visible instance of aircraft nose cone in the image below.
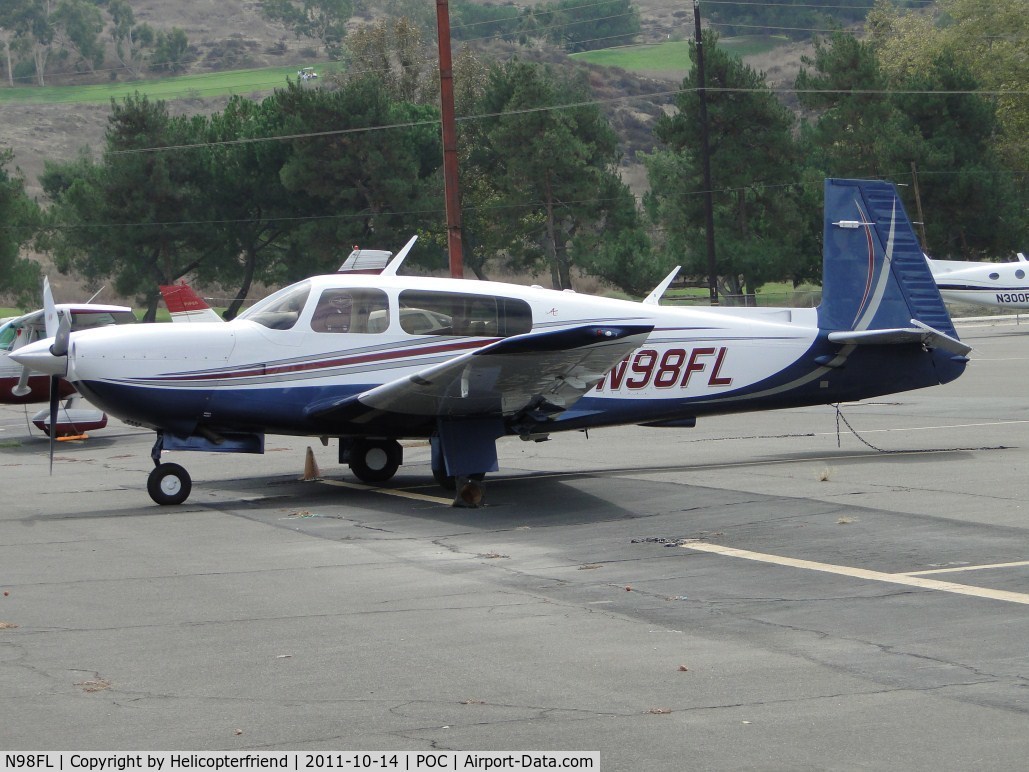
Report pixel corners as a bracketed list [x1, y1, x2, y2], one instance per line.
[10, 338, 68, 376]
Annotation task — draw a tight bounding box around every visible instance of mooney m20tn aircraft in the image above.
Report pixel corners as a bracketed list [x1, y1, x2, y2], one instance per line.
[13, 179, 971, 506]
[927, 252, 1029, 309]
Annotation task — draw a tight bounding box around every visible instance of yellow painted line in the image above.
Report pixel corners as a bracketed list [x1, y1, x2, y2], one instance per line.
[683, 542, 1029, 606]
[903, 560, 1029, 576]
[318, 478, 453, 505]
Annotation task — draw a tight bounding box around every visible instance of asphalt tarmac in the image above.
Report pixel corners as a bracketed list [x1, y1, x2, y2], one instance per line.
[1, 317, 1027, 769]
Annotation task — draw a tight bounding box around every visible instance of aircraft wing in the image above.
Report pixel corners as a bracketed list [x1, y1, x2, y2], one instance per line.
[828, 319, 971, 356]
[309, 323, 653, 422]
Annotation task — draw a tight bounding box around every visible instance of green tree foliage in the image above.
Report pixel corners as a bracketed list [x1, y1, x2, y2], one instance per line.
[450, 0, 639, 53]
[40, 82, 447, 313]
[106, 0, 154, 78]
[0, 147, 42, 303]
[796, 30, 907, 179]
[647, 31, 815, 297]
[259, 0, 353, 59]
[707, 0, 873, 40]
[797, 29, 1026, 259]
[891, 51, 1026, 257]
[149, 27, 190, 74]
[451, 1, 521, 42]
[270, 77, 443, 280]
[42, 94, 214, 320]
[53, 0, 105, 73]
[517, 0, 640, 52]
[342, 16, 431, 103]
[2, 0, 55, 85]
[464, 59, 654, 291]
[869, 0, 1028, 170]
[190, 95, 305, 319]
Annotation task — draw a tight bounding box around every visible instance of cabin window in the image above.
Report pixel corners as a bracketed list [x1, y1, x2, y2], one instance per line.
[1017, 270, 1025, 280]
[397, 290, 533, 337]
[241, 282, 311, 330]
[0, 323, 16, 351]
[989, 272, 1000, 280]
[311, 288, 388, 334]
[71, 310, 137, 330]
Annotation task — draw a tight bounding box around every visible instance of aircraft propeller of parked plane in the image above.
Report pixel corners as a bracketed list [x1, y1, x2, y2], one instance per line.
[13, 179, 971, 507]
[0, 283, 136, 438]
[927, 252, 1029, 309]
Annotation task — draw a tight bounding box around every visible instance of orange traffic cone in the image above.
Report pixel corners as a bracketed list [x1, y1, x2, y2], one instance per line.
[302, 446, 321, 481]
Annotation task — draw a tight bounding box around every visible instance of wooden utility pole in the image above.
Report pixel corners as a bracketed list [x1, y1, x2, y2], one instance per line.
[910, 161, 929, 253]
[693, 1, 718, 306]
[436, 0, 464, 278]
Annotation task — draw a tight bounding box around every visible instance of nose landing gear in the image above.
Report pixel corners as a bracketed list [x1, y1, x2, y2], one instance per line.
[148, 462, 192, 505]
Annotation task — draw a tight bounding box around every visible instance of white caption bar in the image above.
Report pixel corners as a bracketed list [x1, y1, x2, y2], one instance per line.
[1, 753, 599, 772]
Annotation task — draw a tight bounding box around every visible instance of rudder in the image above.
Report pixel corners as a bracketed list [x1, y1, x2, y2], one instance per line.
[818, 178, 956, 337]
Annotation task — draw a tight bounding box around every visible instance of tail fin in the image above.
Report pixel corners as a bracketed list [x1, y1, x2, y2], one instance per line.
[159, 283, 224, 324]
[818, 178, 957, 338]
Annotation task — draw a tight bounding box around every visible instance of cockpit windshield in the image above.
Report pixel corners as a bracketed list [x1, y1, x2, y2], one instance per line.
[238, 281, 312, 330]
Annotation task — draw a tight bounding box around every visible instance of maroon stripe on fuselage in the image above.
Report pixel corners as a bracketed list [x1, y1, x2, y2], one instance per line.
[150, 338, 498, 382]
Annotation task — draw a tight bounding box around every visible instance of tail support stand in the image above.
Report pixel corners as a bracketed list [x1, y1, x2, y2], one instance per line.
[453, 476, 486, 508]
[436, 417, 504, 508]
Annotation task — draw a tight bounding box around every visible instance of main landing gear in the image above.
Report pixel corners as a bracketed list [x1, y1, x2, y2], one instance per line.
[344, 438, 403, 484]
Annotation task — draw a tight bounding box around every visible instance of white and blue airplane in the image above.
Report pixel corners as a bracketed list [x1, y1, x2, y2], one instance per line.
[13, 179, 971, 506]
[927, 252, 1029, 309]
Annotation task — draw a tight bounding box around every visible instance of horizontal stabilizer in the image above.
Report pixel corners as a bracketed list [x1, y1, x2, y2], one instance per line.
[828, 319, 971, 356]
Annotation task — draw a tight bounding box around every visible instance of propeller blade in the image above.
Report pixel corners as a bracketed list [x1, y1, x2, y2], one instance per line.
[48, 374, 59, 475]
[50, 310, 71, 358]
[11, 367, 32, 397]
[43, 276, 59, 339]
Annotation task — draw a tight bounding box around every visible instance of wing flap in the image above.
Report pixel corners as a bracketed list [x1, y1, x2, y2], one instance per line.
[320, 324, 653, 421]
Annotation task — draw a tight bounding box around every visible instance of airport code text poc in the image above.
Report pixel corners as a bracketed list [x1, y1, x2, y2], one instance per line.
[2, 754, 597, 772]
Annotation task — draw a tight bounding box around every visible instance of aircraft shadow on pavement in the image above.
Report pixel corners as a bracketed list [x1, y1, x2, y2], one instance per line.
[209, 467, 644, 529]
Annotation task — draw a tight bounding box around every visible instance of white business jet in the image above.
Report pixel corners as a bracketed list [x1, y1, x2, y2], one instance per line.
[13, 179, 971, 506]
[926, 252, 1029, 309]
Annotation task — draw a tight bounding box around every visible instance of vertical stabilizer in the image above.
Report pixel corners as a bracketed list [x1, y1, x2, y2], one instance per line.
[818, 179, 956, 337]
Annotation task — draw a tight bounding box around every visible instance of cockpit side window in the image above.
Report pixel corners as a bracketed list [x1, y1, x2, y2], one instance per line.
[311, 288, 388, 334]
[397, 290, 532, 337]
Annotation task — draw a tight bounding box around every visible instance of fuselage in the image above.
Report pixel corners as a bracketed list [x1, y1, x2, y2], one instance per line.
[927, 255, 1029, 309]
[40, 273, 958, 441]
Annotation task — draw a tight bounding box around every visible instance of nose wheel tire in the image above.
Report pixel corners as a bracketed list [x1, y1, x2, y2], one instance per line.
[348, 439, 402, 484]
[148, 462, 192, 505]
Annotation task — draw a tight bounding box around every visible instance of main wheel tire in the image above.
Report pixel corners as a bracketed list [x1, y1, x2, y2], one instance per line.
[147, 462, 192, 505]
[349, 439, 402, 484]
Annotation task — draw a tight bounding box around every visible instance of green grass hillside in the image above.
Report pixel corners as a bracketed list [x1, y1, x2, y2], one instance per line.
[570, 36, 785, 73]
[0, 65, 338, 105]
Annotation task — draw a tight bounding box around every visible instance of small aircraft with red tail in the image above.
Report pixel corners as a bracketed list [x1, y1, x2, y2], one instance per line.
[0, 284, 136, 436]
